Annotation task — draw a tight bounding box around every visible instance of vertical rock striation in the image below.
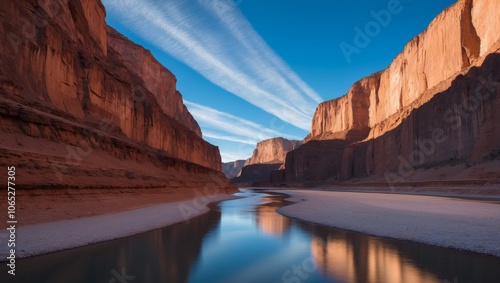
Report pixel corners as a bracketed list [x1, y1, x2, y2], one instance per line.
[0, 0, 229, 190]
[222, 160, 246, 179]
[285, 0, 500, 183]
[245, 137, 302, 166]
[232, 137, 302, 184]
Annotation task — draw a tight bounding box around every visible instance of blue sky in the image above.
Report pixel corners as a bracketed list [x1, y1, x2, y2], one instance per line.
[102, 0, 456, 162]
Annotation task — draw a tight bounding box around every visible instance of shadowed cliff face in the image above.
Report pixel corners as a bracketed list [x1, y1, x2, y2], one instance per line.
[285, 140, 349, 182]
[106, 27, 202, 137]
[286, 53, 500, 182]
[283, 0, 500, 184]
[231, 163, 282, 184]
[0, 0, 224, 184]
[343, 53, 500, 181]
[232, 137, 302, 184]
[244, 137, 303, 166]
[222, 160, 246, 179]
[308, 0, 496, 141]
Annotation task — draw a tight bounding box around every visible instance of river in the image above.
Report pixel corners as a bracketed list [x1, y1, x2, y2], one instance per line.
[5, 190, 500, 282]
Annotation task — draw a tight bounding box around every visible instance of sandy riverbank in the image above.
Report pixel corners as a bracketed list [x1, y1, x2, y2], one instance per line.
[0, 186, 237, 228]
[0, 190, 236, 260]
[272, 189, 500, 257]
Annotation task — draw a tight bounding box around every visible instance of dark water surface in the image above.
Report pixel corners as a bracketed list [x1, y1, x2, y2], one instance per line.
[3, 190, 500, 282]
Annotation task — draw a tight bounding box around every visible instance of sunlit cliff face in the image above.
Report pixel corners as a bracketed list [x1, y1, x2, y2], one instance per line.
[255, 198, 291, 235]
[311, 233, 441, 283]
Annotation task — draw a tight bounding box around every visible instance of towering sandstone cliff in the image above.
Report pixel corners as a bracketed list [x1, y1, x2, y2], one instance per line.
[0, 0, 232, 190]
[286, 0, 500, 183]
[232, 137, 301, 184]
[245, 138, 302, 166]
[222, 160, 245, 179]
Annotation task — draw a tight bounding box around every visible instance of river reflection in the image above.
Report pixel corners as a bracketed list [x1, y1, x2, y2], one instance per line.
[311, 229, 441, 282]
[2, 208, 221, 283]
[3, 190, 500, 283]
[256, 197, 291, 235]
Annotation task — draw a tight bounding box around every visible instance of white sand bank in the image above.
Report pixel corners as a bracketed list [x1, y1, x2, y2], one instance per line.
[0, 194, 235, 260]
[274, 190, 500, 257]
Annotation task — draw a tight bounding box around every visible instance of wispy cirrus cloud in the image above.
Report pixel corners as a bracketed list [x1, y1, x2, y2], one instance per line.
[185, 101, 302, 146]
[103, 0, 322, 130]
[219, 151, 252, 163]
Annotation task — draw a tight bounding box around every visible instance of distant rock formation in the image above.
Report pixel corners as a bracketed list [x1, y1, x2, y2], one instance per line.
[222, 160, 245, 179]
[245, 138, 302, 165]
[283, 0, 500, 184]
[0, 0, 234, 191]
[232, 138, 302, 184]
[233, 163, 283, 184]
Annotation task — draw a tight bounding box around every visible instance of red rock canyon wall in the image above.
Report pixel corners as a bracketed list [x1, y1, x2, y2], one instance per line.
[0, 0, 226, 189]
[285, 0, 500, 183]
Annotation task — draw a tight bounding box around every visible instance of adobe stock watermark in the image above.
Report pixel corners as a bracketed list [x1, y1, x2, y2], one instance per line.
[213, 0, 244, 12]
[384, 128, 448, 189]
[281, 256, 317, 283]
[109, 267, 135, 283]
[340, 0, 408, 63]
[49, 118, 115, 182]
[7, 0, 70, 54]
[178, 173, 231, 221]
[226, 109, 293, 165]
[384, 73, 499, 189]
[442, 74, 499, 130]
[50, 85, 148, 182]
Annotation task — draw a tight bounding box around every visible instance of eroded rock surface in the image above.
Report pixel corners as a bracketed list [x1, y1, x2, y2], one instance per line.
[285, 0, 500, 184]
[222, 160, 245, 179]
[0, 0, 231, 192]
[232, 138, 302, 184]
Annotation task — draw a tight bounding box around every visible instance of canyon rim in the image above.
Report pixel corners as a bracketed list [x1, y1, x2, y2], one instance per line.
[0, 0, 500, 282]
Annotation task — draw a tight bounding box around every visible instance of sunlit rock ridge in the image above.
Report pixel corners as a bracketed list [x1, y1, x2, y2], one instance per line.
[222, 160, 246, 179]
[0, 0, 233, 190]
[283, 0, 500, 183]
[232, 138, 302, 184]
